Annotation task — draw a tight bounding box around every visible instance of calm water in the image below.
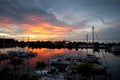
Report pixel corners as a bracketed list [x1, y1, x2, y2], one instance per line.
[0, 47, 120, 80]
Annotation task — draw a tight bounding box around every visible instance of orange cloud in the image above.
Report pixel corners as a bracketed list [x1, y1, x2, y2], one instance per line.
[26, 24, 72, 35]
[18, 15, 74, 40]
[0, 14, 75, 41]
[20, 23, 73, 40]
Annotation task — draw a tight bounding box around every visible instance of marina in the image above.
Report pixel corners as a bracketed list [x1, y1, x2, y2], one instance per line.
[0, 47, 120, 80]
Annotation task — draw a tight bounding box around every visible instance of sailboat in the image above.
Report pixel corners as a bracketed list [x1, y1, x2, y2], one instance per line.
[84, 27, 100, 64]
[88, 26, 106, 75]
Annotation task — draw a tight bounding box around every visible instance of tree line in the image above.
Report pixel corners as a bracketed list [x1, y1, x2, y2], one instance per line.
[0, 38, 120, 49]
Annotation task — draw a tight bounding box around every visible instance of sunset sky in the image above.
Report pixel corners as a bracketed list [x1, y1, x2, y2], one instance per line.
[0, 0, 120, 42]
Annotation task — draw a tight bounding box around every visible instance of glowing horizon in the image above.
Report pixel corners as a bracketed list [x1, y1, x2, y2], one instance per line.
[0, 0, 120, 41]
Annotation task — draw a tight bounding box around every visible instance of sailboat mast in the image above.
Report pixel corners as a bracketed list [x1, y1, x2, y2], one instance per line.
[92, 26, 94, 48]
[86, 34, 88, 54]
[92, 26, 95, 55]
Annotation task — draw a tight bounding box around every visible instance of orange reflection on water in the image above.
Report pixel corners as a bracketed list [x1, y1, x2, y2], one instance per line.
[27, 48, 70, 64]
[30, 48, 68, 58]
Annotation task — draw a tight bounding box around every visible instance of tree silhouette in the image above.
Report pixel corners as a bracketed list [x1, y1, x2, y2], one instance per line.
[8, 57, 24, 79]
[36, 61, 47, 75]
[76, 63, 93, 77]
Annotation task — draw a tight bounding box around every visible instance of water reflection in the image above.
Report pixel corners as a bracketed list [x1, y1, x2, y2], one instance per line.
[0, 47, 120, 80]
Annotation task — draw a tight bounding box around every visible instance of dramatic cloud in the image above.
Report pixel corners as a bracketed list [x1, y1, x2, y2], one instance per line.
[0, 0, 120, 42]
